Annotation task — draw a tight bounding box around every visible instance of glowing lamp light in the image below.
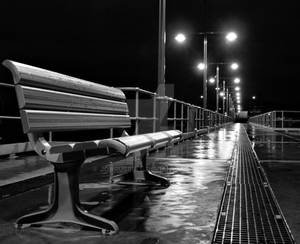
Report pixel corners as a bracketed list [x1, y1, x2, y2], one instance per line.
[252, 96, 256, 100]
[234, 78, 241, 84]
[231, 63, 239, 70]
[197, 62, 205, 71]
[175, 33, 186, 43]
[226, 32, 238, 42]
[209, 77, 215, 84]
[235, 86, 240, 91]
[220, 92, 225, 97]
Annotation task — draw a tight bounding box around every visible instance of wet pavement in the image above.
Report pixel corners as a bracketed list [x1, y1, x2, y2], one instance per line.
[0, 125, 237, 244]
[247, 123, 300, 243]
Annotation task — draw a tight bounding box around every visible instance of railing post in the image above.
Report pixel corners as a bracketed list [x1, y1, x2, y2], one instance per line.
[187, 105, 190, 132]
[153, 94, 157, 132]
[281, 111, 284, 129]
[135, 89, 139, 135]
[200, 108, 202, 128]
[173, 101, 177, 130]
[181, 103, 184, 132]
[196, 108, 199, 129]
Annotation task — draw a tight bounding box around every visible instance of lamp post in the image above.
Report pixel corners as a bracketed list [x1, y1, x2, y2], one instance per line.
[158, 0, 166, 96]
[219, 79, 242, 115]
[157, 0, 169, 132]
[222, 80, 226, 114]
[216, 66, 220, 112]
[174, 31, 238, 109]
[207, 63, 239, 112]
[203, 34, 208, 109]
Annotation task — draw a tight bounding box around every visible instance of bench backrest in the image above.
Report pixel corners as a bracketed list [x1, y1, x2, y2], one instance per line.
[3, 60, 131, 134]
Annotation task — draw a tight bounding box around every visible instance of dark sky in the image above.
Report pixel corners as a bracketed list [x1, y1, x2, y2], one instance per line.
[1, 0, 300, 112]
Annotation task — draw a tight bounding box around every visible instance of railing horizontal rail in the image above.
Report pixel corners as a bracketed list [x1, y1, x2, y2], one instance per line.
[0, 116, 20, 120]
[249, 110, 300, 130]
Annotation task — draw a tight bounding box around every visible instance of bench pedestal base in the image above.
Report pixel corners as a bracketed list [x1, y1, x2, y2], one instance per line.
[16, 160, 118, 235]
[111, 150, 170, 187]
[111, 170, 169, 187]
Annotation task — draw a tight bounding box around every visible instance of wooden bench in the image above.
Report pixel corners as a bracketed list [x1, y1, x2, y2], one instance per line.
[3, 60, 182, 234]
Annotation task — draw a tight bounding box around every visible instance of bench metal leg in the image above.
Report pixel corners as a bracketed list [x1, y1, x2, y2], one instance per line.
[16, 159, 118, 235]
[111, 150, 170, 187]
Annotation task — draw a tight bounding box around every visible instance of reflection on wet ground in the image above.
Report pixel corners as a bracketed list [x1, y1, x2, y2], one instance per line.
[0, 125, 238, 243]
[247, 123, 300, 242]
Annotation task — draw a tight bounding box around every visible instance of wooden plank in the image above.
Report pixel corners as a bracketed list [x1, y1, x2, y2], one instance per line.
[3, 60, 126, 101]
[16, 85, 128, 114]
[21, 110, 131, 133]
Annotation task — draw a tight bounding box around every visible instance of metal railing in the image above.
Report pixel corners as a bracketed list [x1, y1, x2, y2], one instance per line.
[118, 87, 232, 135]
[249, 110, 300, 130]
[0, 84, 233, 156]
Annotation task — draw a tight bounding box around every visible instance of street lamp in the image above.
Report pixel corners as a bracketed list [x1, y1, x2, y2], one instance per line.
[208, 64, 239, 112]
[209, 77, 216, 84]
[231, 62, 239, 70]
[252, 96, 256, 100]
[235, 86, 240, 91]
[234, 78, 241, 84]
[226, 32, 238, 42]
[174, 33, 186, 43]
[175, 31, 238, 109]
[197, 62, 205, 71]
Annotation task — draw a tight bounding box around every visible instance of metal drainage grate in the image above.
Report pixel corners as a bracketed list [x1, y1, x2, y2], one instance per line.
[213, 127, 294, 244]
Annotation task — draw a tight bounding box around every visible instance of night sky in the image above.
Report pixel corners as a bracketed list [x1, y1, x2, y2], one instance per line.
[1, 0, 300, 113]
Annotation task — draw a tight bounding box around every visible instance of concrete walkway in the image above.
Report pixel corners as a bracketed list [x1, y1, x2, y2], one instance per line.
[0, 125, 237, 244]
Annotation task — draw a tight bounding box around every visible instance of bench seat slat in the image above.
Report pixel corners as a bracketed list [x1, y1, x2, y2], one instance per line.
[49, 141, 99, 154]
[162, 130, 182, 138]
[16, 85, 128, 114]
[21, 110, 131, 133]
[143, 132, 171, 144]
[113, 135, 154, 155]
[48, 130, 182, 155]
[3, 60, 126, 102]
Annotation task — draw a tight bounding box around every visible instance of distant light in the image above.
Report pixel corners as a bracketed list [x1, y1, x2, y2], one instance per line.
[226, 32, 238, 42]
[200, 95, 204, 99]
[209, 77, 215, 84]
[237, 100, 240, 104]
[220, 92, 225, 97]
[234, 78, 241, 84]
[235, 86, 240, 91]
[252, 96, 256, 100]
[175, 33, 186, 43]
[236, 92, 240, 96]
[231, 63, 239, 70]
[197, 62, 205, 71]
